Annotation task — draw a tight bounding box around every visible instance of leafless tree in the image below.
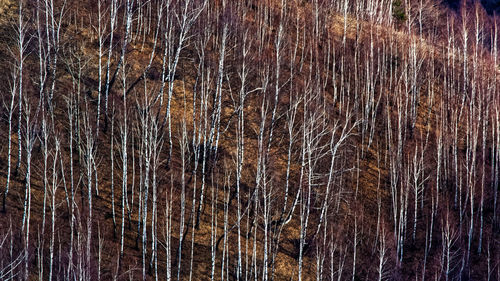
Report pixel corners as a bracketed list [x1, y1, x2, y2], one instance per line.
[3, 68, 17, 213]
[21, 96, 36, 281]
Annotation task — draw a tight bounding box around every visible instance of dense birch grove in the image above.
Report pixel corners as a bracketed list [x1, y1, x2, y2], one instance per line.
[0, 0, 498, 280]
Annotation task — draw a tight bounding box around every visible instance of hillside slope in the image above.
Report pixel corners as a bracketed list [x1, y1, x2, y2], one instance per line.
[0, 0, 498, 280]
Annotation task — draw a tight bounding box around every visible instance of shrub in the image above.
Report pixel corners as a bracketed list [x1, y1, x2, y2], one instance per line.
[393, 0, 406, 22]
